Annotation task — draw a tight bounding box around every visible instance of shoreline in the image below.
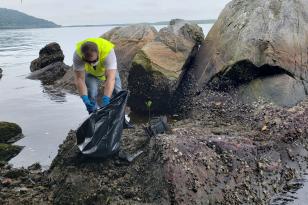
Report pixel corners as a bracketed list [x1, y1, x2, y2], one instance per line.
[1, 90, 307, 205]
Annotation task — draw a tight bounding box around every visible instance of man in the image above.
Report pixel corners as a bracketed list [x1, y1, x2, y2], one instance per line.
[73, 37, 122, 113]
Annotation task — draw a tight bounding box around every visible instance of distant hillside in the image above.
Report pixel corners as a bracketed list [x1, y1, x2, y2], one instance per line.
[65, 19, 216, 28]
[151, 19, 216, 25]
[0, 8, 60, 29]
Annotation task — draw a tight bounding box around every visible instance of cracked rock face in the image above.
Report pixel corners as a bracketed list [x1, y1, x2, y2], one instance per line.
[186, 0, 308, 106]
[128, 20, 204, 113]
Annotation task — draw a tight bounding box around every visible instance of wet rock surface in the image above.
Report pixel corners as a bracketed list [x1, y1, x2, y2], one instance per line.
[0, 122, 22, 143]
[29, 43, 70, 85]
[0, 144, 22, 162]
[0, 163, 52, 205]
[30, 42, 65, 72]
[49, 129, 169, 205]
[28, 62, 70, 85]
[0, 122, 23, 166]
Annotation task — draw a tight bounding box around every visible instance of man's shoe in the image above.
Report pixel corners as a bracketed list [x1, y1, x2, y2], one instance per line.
[123, 115, 135, 129]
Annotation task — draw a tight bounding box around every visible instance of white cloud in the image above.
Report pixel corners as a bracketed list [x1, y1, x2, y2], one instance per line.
[0, 0, 231, 25]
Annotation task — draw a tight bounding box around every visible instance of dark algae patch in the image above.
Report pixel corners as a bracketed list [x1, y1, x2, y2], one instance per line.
[0, 122, 22, 143]
[0, 121, 23, 162]
[0, 143, 22, 161]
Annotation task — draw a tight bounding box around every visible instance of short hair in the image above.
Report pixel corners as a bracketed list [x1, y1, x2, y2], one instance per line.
[81, 42, 98, 59]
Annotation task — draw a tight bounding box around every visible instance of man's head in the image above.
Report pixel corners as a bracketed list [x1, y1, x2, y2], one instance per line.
[81, 42, 98, 63]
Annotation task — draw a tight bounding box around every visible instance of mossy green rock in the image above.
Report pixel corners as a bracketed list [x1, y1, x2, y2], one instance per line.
[0, 122, 22, 143]
[0, 143, 22, 161]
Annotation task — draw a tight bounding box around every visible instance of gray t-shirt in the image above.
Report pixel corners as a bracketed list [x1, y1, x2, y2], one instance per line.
[73, 48, 117, 71]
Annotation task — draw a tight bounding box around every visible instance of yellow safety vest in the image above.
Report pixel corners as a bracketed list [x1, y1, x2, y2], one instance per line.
[76, 38, 115, 81]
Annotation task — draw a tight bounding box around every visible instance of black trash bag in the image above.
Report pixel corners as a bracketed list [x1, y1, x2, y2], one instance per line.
[76, 91, 128, 158]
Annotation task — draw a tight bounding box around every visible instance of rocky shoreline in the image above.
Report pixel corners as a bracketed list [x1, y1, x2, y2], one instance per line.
[1, 91, 307, 204]
[46, 91, 308, 205]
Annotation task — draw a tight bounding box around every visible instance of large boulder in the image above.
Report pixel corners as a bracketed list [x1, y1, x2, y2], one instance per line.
[184, 0, 308, 107]
[102, 24, 158, 88]
[30, 42, 65, 72]
[128, 19, 204, 113]
[157, 19, 204, 57]
[0, 68, 2, 79]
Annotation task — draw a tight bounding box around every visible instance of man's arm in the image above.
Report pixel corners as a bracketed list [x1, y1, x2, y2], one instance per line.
[104, 69, 116, 97]
[74, 70, 87, 96]
[103, 49, 117, 98]
[73, 51, 87, 96]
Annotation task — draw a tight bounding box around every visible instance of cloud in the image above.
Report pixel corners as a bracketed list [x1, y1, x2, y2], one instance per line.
[0, 0, 231, 25]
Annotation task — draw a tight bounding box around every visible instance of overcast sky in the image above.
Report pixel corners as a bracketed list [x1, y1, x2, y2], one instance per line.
[0, 0, 231, 26]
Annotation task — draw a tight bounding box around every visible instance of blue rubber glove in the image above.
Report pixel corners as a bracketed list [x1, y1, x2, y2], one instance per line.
[102, 95, 111, 106]
[81, 95, 95, 114]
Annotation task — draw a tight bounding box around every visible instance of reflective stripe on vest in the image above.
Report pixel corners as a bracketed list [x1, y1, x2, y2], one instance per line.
[76, 38, 115, 81]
